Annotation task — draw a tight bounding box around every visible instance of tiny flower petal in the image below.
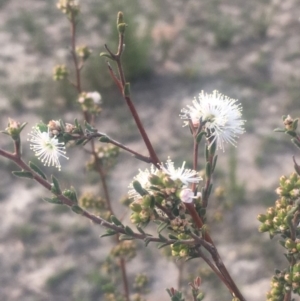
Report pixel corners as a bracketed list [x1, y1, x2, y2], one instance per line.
[86, 91, 102, 104]
[180, 90, 245, 151]
[161, 157, 202, 185]
[180, 188, 201, 203]
[28, 127, 69, 171]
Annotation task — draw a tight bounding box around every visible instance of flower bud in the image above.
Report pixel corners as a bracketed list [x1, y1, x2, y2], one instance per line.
[53, 64, 68, 81]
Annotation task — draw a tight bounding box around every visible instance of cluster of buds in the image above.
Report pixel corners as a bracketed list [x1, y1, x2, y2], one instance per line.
[170, 233, 192, 258]
[78, 192, 109, 219]
[110, 241, 136, 261]
[264, 267, 300, 301]
[131, 294, 146, 301]
[189, 277, 205, 301]
[104, 293, 126, 301]
[86, 145, 119, 172]
[284, 238, 300, 255]
[275, 115, 300, 149]
[258, 172, 300, 237]
[129, 171, 185, 226]
[78, 91, 102, 114]
[56, 0, 80, 18]
[53, 64, 68, 81]
[4, 118, 26, 141]
[266, 273, 286, 301]
[76, 45, 92, 61]
[47, 120, 75, 137]
[133, 273, 149, 292]
[170, 216, 191, 232]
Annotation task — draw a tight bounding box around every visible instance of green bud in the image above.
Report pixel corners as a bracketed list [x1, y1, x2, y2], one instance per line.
[142, 195, 153, 208]
[117, 22, 127, 34]
[257, 214, 267, 223]
[5, 118, 27, 141]
[139, 209, 151, 222]
[53, 64, 68, 81]
[258, 223, 270, 232]
[285, 238, 296, 250]
[284, 273, 292, 283]
[130, 201, 142, 213]
[124, 82, 130, 97]
[148, 174, 162, 186]
[76, 45, 92, 61]
[130, 212, 141, 224]
[99, 52, 113, 60]
[117, 11, 124, 25]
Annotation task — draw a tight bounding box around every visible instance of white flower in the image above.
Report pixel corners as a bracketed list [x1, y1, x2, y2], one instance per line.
[28, 127, 69, 171]
[87, 91, 102, 104]
[161, 157, 202, 185]
[128, 165, 159, 200]
[180, 90, 245, 151]
[128, 158, 202, 200]
[78, 91, 102, 105]
[180, 188, 201, 203]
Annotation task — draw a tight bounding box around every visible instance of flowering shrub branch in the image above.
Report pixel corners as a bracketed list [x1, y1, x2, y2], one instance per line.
[3, 1, 300, 301]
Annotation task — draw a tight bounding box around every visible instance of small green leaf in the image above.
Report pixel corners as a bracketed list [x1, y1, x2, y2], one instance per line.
[168, 234, 178, 240]
[205, 162, 211, 178]
[100, 52, 113, 60]
[293, 119, 299, 131]
[211, 155, 218, 173]
[99, 136, 110, 143]
[157, 242, 170, 249]
[110, 215, 124, 227]
[84, 121, 97, 133]
[144, 237, 151, 246]
[158, 233, 167, 241]
[71, 205, 84, 215]
[291, 138, 300, 149]
[207, 183, 213, 199]
[74, 118, 80, 128]
[124, 82, 130, 97]
[136, 226, 146, 235]
[287, 130, 297, 138]
[124, 226, 135, 236]
[100, 229, 117, 237]
[51, 175, 61, 195]
[196, 131, 205, 144]
[132, 180, 147, 196]
[43, 197, 63, 204]
[63, 133, 73, 141]
[119, 234, 134, 241]
[273, 128, 285, 132]
[75, 138, 87, 145]
[12, 170, 33, 179]
[29, 161, 47, 179]
[157, 222, 169, 233]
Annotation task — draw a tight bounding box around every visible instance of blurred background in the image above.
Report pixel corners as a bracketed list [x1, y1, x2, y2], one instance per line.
[0, 0, 300, 300]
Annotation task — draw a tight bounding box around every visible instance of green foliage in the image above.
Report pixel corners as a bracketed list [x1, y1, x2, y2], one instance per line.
[46, 267, 76, 291]
[211, 17, 236, 48]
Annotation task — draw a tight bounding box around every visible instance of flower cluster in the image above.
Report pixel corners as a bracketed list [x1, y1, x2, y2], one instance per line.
[266, 268, 300, 301]
[28, 124, 69, 171]
[180, 90, 245, 151]
[128, 158, 201, 230]
[53, 64, 68, 81]
[258, 172, 300, 237]
[110, 241, 136, 261]
[78, 91, 102, 114]
[56, 0, 80, 17]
